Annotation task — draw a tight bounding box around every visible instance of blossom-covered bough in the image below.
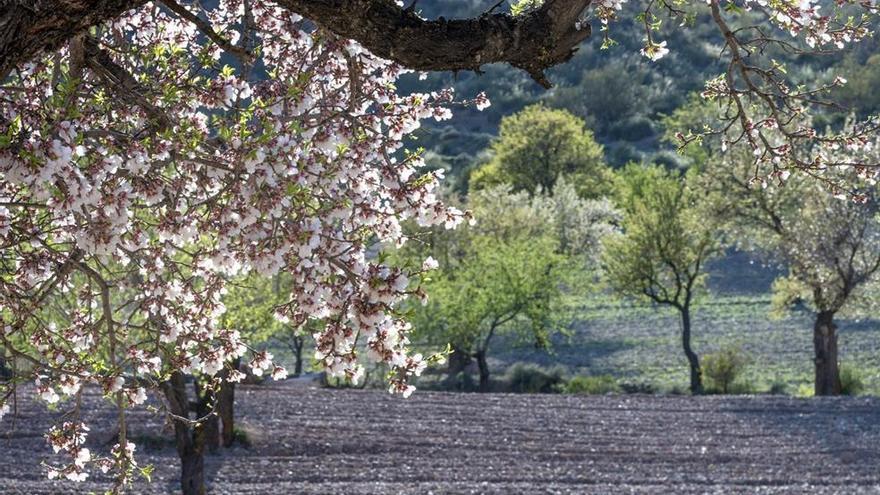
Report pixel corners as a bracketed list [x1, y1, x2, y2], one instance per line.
[0, 0, 482, 489]
[1, 0, 879, 492]
[653, 0, 880, 196]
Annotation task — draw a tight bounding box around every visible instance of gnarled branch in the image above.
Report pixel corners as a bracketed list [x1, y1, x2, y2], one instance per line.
[0, 0, 592, 86]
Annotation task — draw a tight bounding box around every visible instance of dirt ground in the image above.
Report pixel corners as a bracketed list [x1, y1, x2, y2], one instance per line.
[1, 383, 879, 494]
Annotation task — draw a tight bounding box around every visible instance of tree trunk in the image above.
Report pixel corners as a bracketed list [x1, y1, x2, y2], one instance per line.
[680, 306, 703, 395]
[193, 378, 220, 455]
[179, 445, 206, 495]
[161, 372, 207, 495]
[217, 358, 239, 448]
[475, 350, 490, 393]
[445, 344, 472, 390]
[0, 353, 11, 381]
[813, 310, 842, 396]
[293, 337, 304, 377]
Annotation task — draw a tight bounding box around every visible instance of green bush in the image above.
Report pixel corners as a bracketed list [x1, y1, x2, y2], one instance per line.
[767, 380, 789, 395]
[503, 363, 567, 394]
[840, 365, 866, 396]
[702, 346, 750, 394]
[562, 375, 621, 395]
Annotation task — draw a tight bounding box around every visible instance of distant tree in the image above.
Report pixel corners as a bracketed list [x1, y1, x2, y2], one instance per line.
[400, 183, 617, 391]
[602, 165, 720, 394]
[468, 105, 611, 198]
[702, 151, 880, 396]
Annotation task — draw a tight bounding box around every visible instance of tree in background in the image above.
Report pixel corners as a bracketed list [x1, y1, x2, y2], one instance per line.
[401, 183, 617, 391]
[603, 165, 720, 394]
[702, 151, 880, 396]
[468, 105, 611, 198]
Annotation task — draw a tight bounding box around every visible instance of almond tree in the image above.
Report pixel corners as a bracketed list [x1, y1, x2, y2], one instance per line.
[703, 149, 880, 396]
[0, 3, 476, 492]
[4, 0, 880, 190]
[602, 164, 720, 395]
[2, 0, 880, 492]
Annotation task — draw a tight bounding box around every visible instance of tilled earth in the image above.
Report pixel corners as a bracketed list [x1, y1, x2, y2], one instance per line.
[2, 384, 880, 494]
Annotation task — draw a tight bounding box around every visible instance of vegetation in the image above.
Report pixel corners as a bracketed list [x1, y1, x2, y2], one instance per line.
[5, 0, 880, 493]
[562, 374, 621, 395]
[602, 165, 720, 394]
[468, 105, 611, 197]
[701, 149, 880, 396]
[702, 346, 750, 394]
[398, 184, 616, 392]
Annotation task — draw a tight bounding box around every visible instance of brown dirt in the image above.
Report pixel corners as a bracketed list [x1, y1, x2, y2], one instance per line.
[1, 384, 879, 494]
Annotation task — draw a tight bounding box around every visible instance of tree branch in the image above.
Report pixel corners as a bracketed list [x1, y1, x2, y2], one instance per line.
[0, 0, 148, 80]
[274, 0, 592, 87]
[0, 0, 592, 87]
[157, 0, 255, 63]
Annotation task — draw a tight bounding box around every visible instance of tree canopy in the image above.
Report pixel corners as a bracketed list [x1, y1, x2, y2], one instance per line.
[469, 105, 610, 198]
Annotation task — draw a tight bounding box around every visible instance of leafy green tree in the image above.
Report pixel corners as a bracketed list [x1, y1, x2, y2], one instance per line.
[602, 164, 720, 394]
[221, 275, 307, 375]
[468, 105, 611, 198]
[400, 183, 617, 391]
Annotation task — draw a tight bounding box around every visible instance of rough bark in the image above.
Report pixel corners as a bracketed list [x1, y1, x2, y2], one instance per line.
[0, 0, 591, 87]
[680, 306, 703, 395]
[813, 310, 842, 396]
[274, 0, 592, 87]
[0, 0, 148, 80]
[475, 349, 490, 393]
[161, 372, 207, 495]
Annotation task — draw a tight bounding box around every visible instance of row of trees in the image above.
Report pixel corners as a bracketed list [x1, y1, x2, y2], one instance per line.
[400, 104, 880, 397]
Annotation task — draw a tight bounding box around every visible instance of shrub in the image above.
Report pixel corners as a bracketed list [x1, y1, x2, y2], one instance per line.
[503, 363, 567, 393]
[840, 365, 866, 396]
[767, 380, 789, 395]
[795, 383, 815, 398]
[702, 346, 750, 394]
[562, 375, 621, 395]
[619, 381, 655, 394]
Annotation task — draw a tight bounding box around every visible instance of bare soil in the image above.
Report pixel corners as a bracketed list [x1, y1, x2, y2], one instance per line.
[1, 383, 879, 494]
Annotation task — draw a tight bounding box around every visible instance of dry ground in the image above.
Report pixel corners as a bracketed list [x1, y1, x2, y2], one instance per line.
[1, 383, 879, 494]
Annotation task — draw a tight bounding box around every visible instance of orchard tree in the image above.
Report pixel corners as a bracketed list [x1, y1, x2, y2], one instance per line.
[702, 149, 880, 396]
[0, 3, 476, 493]
[4, 0, 880, 191]
[401, 183, 617, 391]
[468, 105, 610, 198]
[602, 164, 719, 394]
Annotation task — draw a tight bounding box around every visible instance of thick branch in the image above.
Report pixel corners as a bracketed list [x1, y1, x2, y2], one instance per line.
[275, 0, 592, 87]
[0, 0, 148, 80]
[0, 0, 591, 87]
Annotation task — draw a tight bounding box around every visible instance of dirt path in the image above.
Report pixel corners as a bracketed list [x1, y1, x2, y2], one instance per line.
[2, 386, 879, 494]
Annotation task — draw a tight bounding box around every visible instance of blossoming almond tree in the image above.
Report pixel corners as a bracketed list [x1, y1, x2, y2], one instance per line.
[0, 1, 483, 492]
